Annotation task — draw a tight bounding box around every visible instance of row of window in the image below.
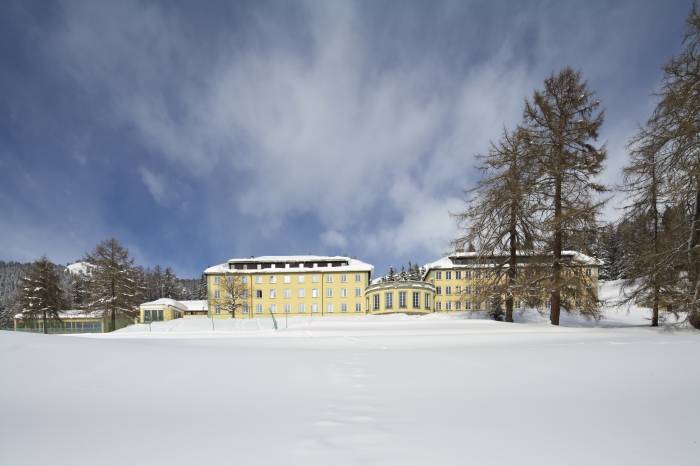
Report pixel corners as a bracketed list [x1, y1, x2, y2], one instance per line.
[143, 309, 165, 322]
[371, 291, 432, 310]
[214, 302, 363, 314]
[213, 287, 363, 299]
[214, 273, 364, 285]
[433, 300, 527, 311]
[434, 268, 594, 280]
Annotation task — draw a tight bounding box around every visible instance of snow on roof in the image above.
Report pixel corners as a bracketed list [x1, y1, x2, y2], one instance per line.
[66, 261, 94, 275]
[204, 256, 374, 274]
[178, 300, 207, 311]
[424, 250, 602, 271]
[140, 298, 187, 310]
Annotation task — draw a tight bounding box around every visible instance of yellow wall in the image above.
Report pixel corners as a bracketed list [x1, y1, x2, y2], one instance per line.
[139, 305, 183, 323]
[207, 270, 371, 319]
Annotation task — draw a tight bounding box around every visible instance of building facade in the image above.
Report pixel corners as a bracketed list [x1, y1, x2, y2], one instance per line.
[365, 280, 435, 315]
[204, 256, 373, 319]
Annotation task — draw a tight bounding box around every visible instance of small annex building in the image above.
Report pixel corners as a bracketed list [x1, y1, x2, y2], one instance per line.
[13, 310, 131, 334]
[139, 298, 208, 322]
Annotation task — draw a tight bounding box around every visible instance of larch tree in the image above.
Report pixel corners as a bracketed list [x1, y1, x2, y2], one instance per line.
[631, 7, 700, 328]
[524, 67, 607, 325]
[454, 127, 538, 322]
[17, 257, 66, 334]
[84, 238, 143, 332]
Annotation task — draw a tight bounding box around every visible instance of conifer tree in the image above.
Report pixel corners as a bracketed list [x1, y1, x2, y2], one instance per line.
[162, 267, 178, 299]
[84, 238, 142, 332]
[455, 127, 538, 322]
[629, 7, 700, 328]
[524, 67, 607, 325]
[17, 257, 65, 334]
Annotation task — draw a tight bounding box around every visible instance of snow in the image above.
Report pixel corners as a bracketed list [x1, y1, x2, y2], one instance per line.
[205, 256, 374, 274]
[425, 249, 602, 271]
[178, 299, 207, 311]
[1, 282, 698, 466]
[140, 297, 188, 309]
[66, 261, 93, 275]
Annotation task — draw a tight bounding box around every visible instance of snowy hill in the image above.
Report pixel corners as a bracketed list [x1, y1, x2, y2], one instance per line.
[65, 261, 93, 275]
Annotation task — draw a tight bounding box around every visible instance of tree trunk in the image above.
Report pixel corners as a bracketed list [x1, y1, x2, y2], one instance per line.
[689, 185, 700, 329]
[111, 308, 116, 333]
[551, 173, 562, 326]
[43, 310, 48, 335]
[506, 216, 517, 323]
[651, 165, 659, 327]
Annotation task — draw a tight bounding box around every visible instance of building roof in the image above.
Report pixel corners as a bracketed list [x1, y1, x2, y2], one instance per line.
[140, 298, 188, 310]
[204, 255, 374, 274]
[424, 250, 603, 272]
[178, 300, 207, 311]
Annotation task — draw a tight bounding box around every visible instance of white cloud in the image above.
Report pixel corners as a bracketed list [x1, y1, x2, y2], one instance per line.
[46, 0, 672, 265]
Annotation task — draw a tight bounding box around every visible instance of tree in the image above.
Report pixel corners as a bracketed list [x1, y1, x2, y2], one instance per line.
[162, 267, 178, 299]
[84, 238, 142, 332]
[629, 7, 700, 328]
[454, 127, 538, 323]
[196, 274, 208, 300]
[17, 257, 65, 334]
[217, 274, 248, 318]
[596, 223, 625, 281]
[524, 67, 607, 325]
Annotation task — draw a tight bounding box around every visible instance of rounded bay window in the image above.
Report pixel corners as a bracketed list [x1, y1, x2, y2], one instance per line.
[365, 280, 436, 315]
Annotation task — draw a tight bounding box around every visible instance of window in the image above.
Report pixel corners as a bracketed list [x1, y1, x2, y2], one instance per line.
[341, 303, 348, 313]
[455, 271, 461, 280]
[215, 306, 220, 315]
[284, 288, 291, 298]
[446, 301, 452, 311]
[446, 286, 452, 295]
[455, 301, 462, 310]
[326, 303, 334, 313]
[284, 303, 291, 313]
[355, 303, 362, 313]
[298, 288, 305, 298]
[399, 291, 407, 308]
[269, 304, 276, 313]
[355, 288, 362, 297]
[256, 304, 263, 314]
[436, 286, 442, 295]
[586, 268, 592, 277]
[326, 275, 333, 283]
[436, 301, 442, 311]
[455, 285, 461, 294]
[255, 276, 262, 284]
[214, 290, 221, 299]
[355, 273, 362, 282]
[373, 294, 380, 310]
[446, 271, 452, 280]
[298, 303, 305, 313]
[385, 292, 393, 309]
[298, 275, 305, 283]
[242, 303, 249, 314]
[475, 270, 481, 279]
[412, 292, 420, 308]
[312, 303, 319, 313]
[284, 275, 291, 284]
[312, 288, 319, 298]
[436, 271, 442, 280]
[312, 275, 320, 283]
[269, 275, 277, 284]
[256, 290, 262, 299]
[425, 293, 431, 309]
[326, 288, 333, 298]
[467, 301, 472, 310]
[214, 276, 221, 285]
[269, 289, 277, 299]
[341, 274, 347, 283]
[341, 288, 347, 297]
[241, 276, 249, 284]
[465, 270, 471, 279]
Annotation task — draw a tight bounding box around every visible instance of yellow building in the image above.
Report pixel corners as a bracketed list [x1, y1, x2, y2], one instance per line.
[365, 279, 435, 315]
[423, 250, 601, 312]
[204, 255, 374, 319]
[139, 298, 185, 323]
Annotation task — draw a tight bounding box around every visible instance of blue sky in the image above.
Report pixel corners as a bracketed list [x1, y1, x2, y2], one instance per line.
[0, 0, 692, 278]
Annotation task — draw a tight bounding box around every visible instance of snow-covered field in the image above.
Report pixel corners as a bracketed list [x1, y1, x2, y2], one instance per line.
[1, 281, 698, 466]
